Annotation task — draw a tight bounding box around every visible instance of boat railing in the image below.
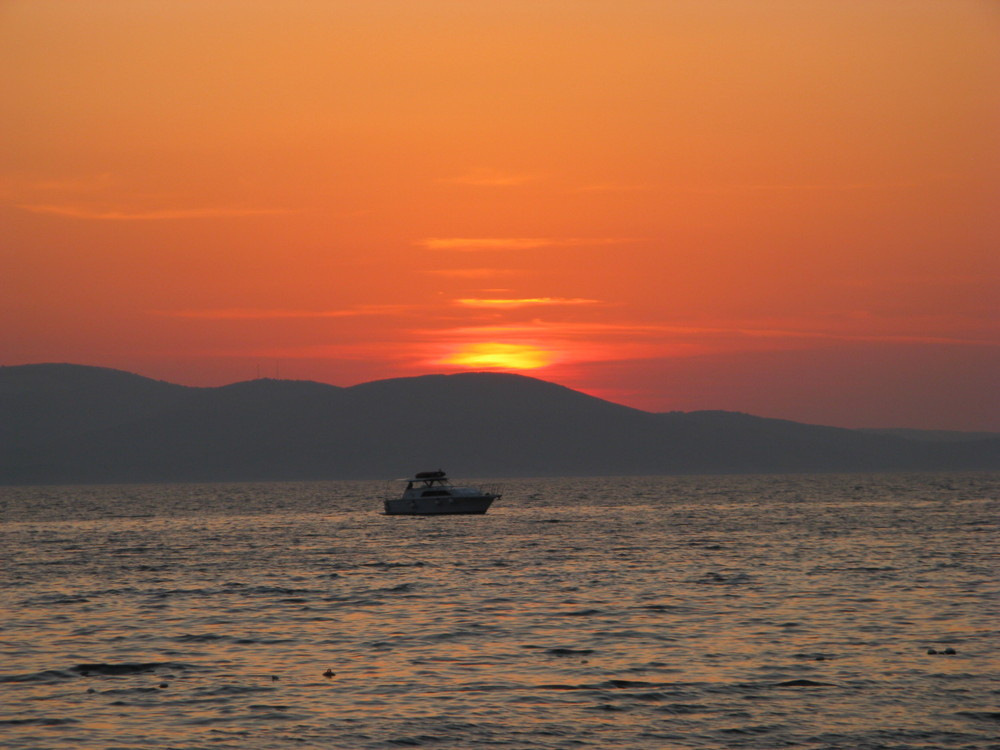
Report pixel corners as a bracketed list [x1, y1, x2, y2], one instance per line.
[477, 482, 504, 498]
[384, 480, 407, 501]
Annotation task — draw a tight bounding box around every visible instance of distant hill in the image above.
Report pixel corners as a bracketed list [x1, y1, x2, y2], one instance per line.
[859, 428, 1000, 443]
[1, 363, 997, 484]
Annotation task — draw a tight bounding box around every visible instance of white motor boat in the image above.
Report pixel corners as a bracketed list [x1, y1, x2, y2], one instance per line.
[384, 470, 501, 515]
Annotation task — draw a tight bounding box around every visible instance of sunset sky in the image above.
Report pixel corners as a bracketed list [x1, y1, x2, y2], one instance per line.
[2, 0, 998, 430]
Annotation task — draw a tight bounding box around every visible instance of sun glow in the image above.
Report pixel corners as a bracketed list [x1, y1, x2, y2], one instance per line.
[440, 343, 554, 370]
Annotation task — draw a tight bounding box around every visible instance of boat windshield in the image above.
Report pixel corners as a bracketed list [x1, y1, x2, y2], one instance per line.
[406, 477, 451, 490]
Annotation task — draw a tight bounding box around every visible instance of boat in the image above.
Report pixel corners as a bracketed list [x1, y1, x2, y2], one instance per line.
[383, 470, 501, 515]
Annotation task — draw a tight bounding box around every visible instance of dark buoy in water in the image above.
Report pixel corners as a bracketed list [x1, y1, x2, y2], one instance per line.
[271, 675, 280, 681]
[927, 648, 938, 654]
[323, 669, 335, 678]
[159, 683, 168, 688]
[943, 647, 957, 655]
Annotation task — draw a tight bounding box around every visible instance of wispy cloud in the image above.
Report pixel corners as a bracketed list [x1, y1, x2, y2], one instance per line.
[419, 237, 634, 251]
[2, 171, 295, 220]
[573, 183, 655, 193]
[420, 238, 557, 251]
[563, 180, 925, 198]
[567, 180, 924, 196]
[436, 170, 539, 187]
[425, 268, 519, 279]
[0, 172, 116, 200]
[424, 322, 682, 338]
[679, 180, 924, 196]
[156, 305, 410, 320]
[420, 319, 995, 348]
[18, 204, 297, 220]
[454, 297, 601, 309]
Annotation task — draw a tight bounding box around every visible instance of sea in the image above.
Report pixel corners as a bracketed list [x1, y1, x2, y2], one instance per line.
[1, 473, 997, 750]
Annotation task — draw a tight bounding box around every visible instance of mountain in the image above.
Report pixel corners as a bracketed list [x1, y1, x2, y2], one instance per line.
[1, 363, 997, 484]
[859, 428, 1000, 443]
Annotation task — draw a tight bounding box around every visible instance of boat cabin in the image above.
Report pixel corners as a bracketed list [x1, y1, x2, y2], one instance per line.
[404, 470, 453, 497]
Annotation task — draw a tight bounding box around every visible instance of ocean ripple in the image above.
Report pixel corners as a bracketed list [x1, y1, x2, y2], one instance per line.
[1, 473, 997, 749]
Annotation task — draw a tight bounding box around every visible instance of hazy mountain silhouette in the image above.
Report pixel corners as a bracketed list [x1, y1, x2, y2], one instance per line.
[2, 363, 997, 484]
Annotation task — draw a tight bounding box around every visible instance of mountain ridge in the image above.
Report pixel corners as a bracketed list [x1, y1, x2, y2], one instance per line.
[2, 363, 997, 484]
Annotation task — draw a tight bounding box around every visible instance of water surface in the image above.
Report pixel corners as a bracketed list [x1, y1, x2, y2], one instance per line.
[1, 474, 997, 748]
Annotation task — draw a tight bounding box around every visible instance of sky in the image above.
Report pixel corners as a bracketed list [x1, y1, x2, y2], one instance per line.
[2, 0, 998, 430]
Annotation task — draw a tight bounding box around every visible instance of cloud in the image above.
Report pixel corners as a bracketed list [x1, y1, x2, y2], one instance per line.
[571, 180, 921, 196]
[678, 180, 924, 196]
[454, 297, 601, 309]
[0, 173, 117, 200]
[425, 268, 519, 279]
[424, 322, 684, 338]
[156, 305, 410, 319]
[17, 204, 296, 220]
[573, 183, 655, 193]
[2, 173, 117, 196]
[3, 172, 294, 220]
[436, 170, 539, 187]
[419, 237, 634, 251]
[421, 319, 995, 349]
[420, 238, 557, 251]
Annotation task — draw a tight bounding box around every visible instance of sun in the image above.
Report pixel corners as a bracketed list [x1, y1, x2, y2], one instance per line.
[440, 342, 554, 370]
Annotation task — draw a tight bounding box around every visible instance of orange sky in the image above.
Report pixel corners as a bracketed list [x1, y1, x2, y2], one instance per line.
[2, 0, 998, 430]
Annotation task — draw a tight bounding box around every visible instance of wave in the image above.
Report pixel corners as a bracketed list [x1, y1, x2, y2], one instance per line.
[172, 633, 294, 644]
[0, 669, 77, 684]
[72, 661, 195, 676]
[535, 679, 676, 691]
[0, 662, 196, 684]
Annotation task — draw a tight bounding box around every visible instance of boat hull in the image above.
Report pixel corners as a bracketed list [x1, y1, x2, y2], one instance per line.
[383, 496, 495, 515]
